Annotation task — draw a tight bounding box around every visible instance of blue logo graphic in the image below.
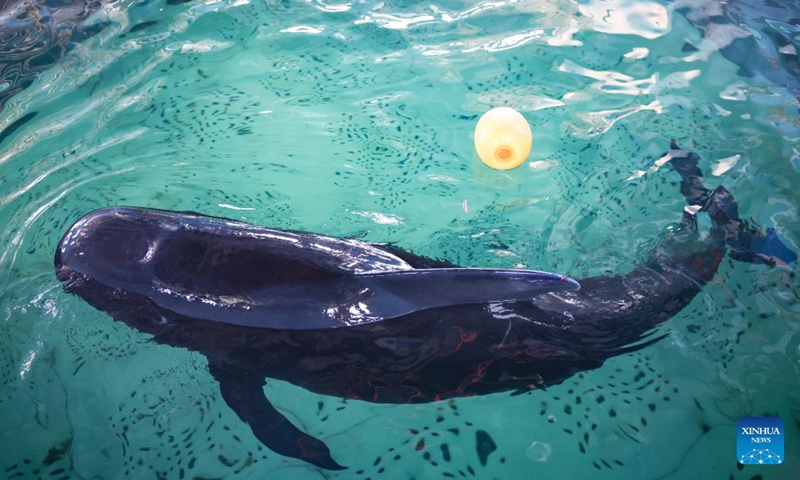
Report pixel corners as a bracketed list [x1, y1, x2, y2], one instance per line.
[737, 417, 784, 465]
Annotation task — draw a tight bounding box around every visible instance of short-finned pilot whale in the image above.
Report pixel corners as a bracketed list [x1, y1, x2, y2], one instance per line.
[54, 142, 796, 470]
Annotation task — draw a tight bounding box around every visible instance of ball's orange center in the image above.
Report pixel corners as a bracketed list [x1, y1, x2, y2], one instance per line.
[496, 146, 512, 161]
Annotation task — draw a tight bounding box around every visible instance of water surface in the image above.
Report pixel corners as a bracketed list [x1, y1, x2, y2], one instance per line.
[1, 0, 798, 478]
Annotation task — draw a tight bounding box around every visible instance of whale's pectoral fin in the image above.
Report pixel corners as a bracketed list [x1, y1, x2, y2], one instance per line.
[207, 362, 346, 470]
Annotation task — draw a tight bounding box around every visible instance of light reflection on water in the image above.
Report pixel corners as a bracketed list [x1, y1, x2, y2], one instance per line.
[0, 0, 799, 479]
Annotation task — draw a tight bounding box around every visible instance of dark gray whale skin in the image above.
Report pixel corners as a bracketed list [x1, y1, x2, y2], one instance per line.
[53, 144, 793, 470]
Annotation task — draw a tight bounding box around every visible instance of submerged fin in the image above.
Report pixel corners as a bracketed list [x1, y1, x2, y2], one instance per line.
[208, 363, 345, 470]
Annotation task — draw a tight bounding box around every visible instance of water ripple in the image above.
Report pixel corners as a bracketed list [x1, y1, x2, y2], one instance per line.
[0, 1, 799, 478]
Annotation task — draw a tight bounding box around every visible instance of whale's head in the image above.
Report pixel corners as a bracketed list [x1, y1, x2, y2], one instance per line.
[55, 207, 163, 292]
[53, 207, 186, 334]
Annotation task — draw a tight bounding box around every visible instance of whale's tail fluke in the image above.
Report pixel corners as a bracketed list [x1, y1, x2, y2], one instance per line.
[704, 186, 797, 266]
[668, 140, 797, 267]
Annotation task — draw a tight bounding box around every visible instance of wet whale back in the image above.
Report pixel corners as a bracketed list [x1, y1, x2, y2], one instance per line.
[56, 207, 580, 330]
[56, 207, 413, 329]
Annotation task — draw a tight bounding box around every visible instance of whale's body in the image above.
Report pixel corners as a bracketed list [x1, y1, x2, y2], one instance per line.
[54, 143, 794, 469]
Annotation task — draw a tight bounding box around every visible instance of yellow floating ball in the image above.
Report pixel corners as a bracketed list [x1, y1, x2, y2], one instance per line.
[473, 107, 532, 170]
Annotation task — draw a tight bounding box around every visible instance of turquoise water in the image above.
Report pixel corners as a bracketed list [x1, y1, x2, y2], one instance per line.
[1, 0, 799, 478]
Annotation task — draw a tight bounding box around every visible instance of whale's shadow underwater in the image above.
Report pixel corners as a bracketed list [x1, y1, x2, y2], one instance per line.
[54, 142, 796, 470]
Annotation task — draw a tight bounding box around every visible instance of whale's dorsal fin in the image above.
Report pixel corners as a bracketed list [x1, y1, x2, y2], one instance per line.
[351, 267, 581, 323]
[207, 362, 345, 470]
